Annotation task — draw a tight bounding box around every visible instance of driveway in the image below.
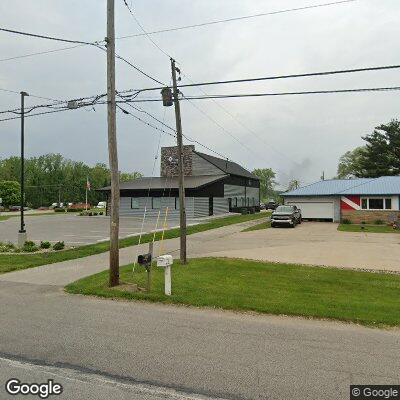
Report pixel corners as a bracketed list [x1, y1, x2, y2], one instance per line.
[195, 222, 400, 272]
[0, 213, 206, 246]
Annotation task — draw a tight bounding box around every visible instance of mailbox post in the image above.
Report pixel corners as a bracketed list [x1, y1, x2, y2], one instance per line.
[157, 255, 173, 296]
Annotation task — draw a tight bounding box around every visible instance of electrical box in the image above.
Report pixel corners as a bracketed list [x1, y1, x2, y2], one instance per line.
[157, 255, 173, 268]
[67, 100, 78, 109]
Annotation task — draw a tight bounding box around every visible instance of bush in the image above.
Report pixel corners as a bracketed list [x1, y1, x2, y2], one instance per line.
[53, 241, 65, 251]
[361, 221, 366, 225]
[54, 207, 66, 213]
[67, 208, 84, 212]
[0, 242, 16, 253]
[40, 241, 51, 249]
[341, 218, 352, 224]
[374, 219, 384, 225]
[22, 241, 39, 252]
[99, 211, 104, 215]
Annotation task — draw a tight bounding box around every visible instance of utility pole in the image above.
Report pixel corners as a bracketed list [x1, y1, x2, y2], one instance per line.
[170, 58, 187, 264]
[18, 91, 29, 248]
[106, 0, 120, 286]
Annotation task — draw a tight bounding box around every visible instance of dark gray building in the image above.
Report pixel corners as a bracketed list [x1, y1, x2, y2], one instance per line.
[102, 145, 260, 218]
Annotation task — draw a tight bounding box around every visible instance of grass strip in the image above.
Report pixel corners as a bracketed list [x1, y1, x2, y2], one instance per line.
[338, 224, 400, 234]
[0, 213, 266, 274]
[66, 257, 400, 328]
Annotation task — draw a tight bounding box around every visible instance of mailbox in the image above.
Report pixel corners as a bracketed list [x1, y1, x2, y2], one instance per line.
[156, 255, 173, 296]
[156, 255, 173, 268]
[137, 253, 152, 266]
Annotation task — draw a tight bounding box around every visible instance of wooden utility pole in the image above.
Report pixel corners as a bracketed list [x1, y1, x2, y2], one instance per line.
[18, 91, 29, 248]
[106, 0, 120, 286]
[170, 58, 187, 264]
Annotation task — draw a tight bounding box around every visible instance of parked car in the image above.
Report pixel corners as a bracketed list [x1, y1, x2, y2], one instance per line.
[8, 205, 29, 211]
[259, 202, 266, 210]
[266, 201, 278, 210]
[271, 205, 302, 228]
[96, 201, 107, 209]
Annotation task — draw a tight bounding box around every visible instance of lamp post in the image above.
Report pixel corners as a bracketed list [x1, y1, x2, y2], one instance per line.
[18, 91, 29, 248]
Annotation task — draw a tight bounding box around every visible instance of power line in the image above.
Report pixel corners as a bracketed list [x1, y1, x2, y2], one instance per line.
[117, 0, 357, 40]
[122, 86, 400, 102]
[121, 0, 172, 59]
[0, 0, 357, 63]
[0, 27, 102, 46]
[127, 64, 400, 93]
[0, 44, 86, 62]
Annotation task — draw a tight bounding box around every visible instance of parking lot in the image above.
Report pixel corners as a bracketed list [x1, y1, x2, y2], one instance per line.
[0, 213, 203, 246]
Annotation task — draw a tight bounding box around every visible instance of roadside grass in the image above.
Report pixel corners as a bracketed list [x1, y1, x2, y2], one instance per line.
[65, 257, 400, 328]
[338, 224, 400, 234]
[241, 220, 271, 232]
[0, 213, 266, 274]
[0, 216, 10, 222]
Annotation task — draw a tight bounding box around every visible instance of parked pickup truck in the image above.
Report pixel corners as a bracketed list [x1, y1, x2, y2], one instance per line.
[271, 205, 302, 228]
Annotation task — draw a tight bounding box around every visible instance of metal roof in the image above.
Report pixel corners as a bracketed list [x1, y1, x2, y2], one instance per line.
[100, 174, 228, 191]
[194, 151, 259, 180]
[282, 176, 400, 196]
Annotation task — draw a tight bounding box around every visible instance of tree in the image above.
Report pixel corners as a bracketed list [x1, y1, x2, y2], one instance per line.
[0, 181, 20, 207]
[337, 146, 366, 178]
[287, 179, 300, 191]
[336, 120, 400, 178]
[252, 168, 277, 201]
[358, 120, 400, 177]
[120, 171, 143, 182]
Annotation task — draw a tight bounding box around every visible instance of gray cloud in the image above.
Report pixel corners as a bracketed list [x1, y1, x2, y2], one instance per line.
[1, 0, 399, 185]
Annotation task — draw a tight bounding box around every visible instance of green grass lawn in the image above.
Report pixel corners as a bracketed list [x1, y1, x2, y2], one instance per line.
[0, 213, 266, 274]
[338, 224, 400, 233]
[0, 216, 10, 222]
[242, 220, 271, 232]
[65, 257, 400, 328]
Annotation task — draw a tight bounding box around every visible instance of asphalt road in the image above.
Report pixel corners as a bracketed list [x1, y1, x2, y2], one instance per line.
[0, 355, 224, 400]
[0, 279, 399, 400]
[0, 214, 202, 246]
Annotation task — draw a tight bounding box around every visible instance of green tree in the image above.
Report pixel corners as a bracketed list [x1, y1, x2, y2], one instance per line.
[357, 120, 400, 177]
[252, 168, 277, 201]
[287, 179, 301, 191]
[337, 146, 366, 178]
[120, 171, 143, 182]
[0, 181, 20, 207]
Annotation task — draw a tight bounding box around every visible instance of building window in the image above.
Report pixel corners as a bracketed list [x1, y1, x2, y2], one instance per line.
[361, 198, 368, 209]
[152, 197, 161, 209]
[131, 198, 139, 209]
[175, 197, 179, 210]
[233, 198, 237, 207]
[360, 197, 392, 210]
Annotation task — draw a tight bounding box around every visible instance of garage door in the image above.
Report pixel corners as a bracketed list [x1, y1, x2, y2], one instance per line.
[286, 201, 334, 220]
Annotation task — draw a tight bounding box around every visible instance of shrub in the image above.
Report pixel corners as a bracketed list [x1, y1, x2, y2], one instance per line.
[40, 241, 51, 249]
[361, 221, 366, 225]
[99, 212, 104, 215]
[341, 218, 351, 224]
[54, 207, 66, 213]
[53, 241, 65, 251]
[67, 208, 84, 212]
[374, 219, 384, 225]
[22, 241, 39, 252]
[0, 242, 16, 253]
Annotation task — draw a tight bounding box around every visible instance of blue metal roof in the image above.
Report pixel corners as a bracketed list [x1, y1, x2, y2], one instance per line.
[283, 176, 400, 196]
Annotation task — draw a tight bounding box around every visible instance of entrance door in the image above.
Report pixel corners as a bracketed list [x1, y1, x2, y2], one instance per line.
[209, 197, 213, 216]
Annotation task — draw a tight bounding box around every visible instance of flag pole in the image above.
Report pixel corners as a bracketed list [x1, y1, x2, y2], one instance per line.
[85, 176, 89, 211]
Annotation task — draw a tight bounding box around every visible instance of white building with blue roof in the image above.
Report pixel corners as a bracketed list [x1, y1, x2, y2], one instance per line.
[282, 177, 400, 223]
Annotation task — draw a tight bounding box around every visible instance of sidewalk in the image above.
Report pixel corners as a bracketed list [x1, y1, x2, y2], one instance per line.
[0, 217, 265, 286]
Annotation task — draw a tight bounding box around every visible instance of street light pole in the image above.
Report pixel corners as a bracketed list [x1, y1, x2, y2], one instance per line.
[18, 91, 29, 247]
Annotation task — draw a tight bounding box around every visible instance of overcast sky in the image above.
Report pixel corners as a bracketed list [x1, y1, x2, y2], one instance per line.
[0, 0, 399, 188]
